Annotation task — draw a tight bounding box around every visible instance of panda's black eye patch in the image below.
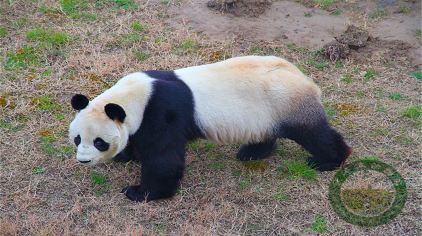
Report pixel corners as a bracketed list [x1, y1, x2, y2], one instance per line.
[74, 135, 81, 146]
[94, 138, 109, 152]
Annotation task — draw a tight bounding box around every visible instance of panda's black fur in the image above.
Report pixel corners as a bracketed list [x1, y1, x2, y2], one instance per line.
[114, 71, 204, 201]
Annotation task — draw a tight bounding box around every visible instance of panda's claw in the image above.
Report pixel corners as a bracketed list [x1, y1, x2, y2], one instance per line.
[120, 186, 129, 193]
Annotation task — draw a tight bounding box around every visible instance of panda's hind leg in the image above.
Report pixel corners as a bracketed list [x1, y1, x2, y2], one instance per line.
[277, 95, 352, 171]
[237, 139, 277, 161]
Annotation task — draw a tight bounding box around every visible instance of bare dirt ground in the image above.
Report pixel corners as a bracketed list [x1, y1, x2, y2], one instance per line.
[0, 0, 421, 235]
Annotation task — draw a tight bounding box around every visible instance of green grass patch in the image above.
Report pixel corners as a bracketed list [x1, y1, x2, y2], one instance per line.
[131, 21, 144, 32]
[375, 105, 386, 113]
[119, 32, 143, 47]
[32, 166, 46, 174]
[341, 74, 353, 84]
[90, 171, 111, 196]
[311, 215, 327, 233]
[155, 224, 168, 236]
[389, 92, 402, 101]
[4, 47, 41, 70]
[40, 136, 59, 156]
[132, 50, 149, 62]
[296, 64, 309, 75]
[335, 61, 344, 68]
[0, 120, 13, 130]
[400, 105, 421, 120]
[304, 12, 312, 17]
[273, 190, 289, 202]
[249, 46, 267, 55]
[91, 172, 108, 185]
[188, 140, 217, 154]
[173, 38, 198, 55]
[306, 50, 329, 70]
[12, 17, 28, 29]
[360, 156, 381, 162]
[314, 0, 335, 10]
[34, 96, 62, 112]
[239, 179, 251, 191]
[341, 188, 395, 215]
[287, 43, 307, 53]
[0, 27, 7, 38]
[38, 131, 73, 157]
[39, 5, 62, 15]
[27, 28, 70, 46]
[397, 5, 411, 14]
[280, 161, 318, 181]
[411, 71, 422, 80]
[355, 90, 365, 98]
[204, 142, 216, 152]
[324, 103, 337, 120]
[209, 161, 225, 171]
[160, 0, 171, 5]
[415, 30, 421, 43]
[369, 128, 389, 137]
[364, 68, 377, 80]
[113, 0, 139, 10]
[396, 131, 413, 145]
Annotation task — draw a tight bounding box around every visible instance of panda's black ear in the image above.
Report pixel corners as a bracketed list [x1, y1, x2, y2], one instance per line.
[104, 103, 126, 123]
[71, 94, 89, 110]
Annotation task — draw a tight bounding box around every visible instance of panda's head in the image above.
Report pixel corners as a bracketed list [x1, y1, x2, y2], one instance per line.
[68, 94, 128, 165]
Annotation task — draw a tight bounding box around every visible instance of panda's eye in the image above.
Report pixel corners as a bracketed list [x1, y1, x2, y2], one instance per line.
[74, 135, 81, 146]
[94, 138, 109, 152]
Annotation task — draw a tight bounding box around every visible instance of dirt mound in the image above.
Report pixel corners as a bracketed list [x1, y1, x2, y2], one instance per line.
[323, 25, 415, 66]
[207, 0, 272, 17]
[335, 25, 370, 49]
[323, 25, 369, 61]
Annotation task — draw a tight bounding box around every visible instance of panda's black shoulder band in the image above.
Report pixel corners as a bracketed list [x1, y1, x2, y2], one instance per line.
[71, 94, 89, 110]
[105, 103, 126, 123]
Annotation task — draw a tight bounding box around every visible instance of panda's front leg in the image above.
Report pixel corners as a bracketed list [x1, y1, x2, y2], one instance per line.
[122, 148, 185, 202]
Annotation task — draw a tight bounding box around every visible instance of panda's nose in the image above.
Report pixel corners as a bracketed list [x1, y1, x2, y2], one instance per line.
[79, 160, 91, 163]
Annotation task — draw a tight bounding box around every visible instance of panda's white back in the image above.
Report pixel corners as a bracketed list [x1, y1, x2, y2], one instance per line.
[175, 56, 321, 144]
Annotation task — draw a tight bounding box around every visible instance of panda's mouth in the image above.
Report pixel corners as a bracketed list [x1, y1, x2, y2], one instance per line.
[79, 160, 92, 164]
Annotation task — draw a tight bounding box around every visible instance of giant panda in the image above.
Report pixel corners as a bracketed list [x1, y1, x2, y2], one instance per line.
[69, 56, 351, 202]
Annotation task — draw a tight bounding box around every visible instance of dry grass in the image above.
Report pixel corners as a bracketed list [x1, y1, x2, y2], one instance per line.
[0, 0, 421, 235]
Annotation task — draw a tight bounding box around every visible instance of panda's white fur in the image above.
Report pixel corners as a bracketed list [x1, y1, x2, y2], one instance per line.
[176, 56, 321, 144]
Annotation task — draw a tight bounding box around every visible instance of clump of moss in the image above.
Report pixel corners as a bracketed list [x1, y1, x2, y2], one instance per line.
[334, 103, 363, 116]
[341, 188, 395, 215]
[242, 160, 269, 171]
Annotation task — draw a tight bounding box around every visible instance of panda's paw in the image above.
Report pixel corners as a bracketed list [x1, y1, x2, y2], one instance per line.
[307, 158, 341, 172]
[237, 140, 277, 161]
[121, 185, 147, 202]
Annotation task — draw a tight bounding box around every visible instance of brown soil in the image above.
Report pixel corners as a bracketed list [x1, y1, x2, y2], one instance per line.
[169, 0, 349, 48]
[207, 0, 272, 17]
